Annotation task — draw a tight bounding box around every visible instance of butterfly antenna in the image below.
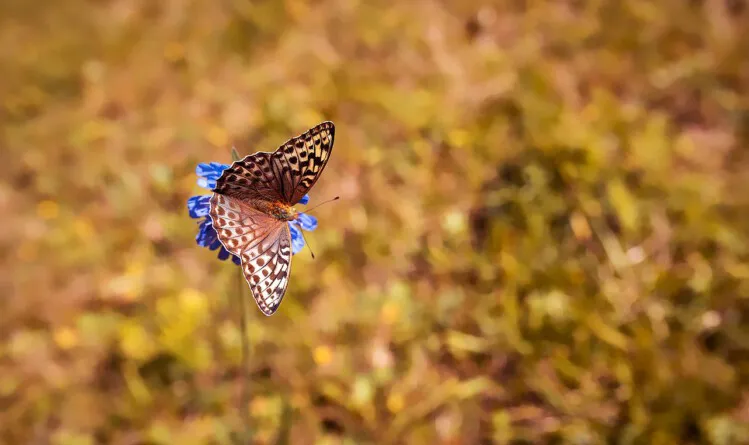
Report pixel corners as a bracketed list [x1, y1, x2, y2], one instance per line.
[298, 229, 316, 259]
[303, 196, 340, 214]
[296, 196, 339, 259]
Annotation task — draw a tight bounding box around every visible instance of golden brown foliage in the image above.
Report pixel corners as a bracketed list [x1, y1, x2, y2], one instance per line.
[2, 0, 749, 443]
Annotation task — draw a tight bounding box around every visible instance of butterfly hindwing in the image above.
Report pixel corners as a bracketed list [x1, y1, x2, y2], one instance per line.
[210, 193, 292, 316]
[239, 223, 292, 316]
[209, 194, 282, 256]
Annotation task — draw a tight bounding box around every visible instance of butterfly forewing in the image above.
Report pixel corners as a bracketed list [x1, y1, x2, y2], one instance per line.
[212, 151, 286, 203]
[270, 121, 335, 204]
[214, 122, 334, 205]
[209, 121, 335, 316]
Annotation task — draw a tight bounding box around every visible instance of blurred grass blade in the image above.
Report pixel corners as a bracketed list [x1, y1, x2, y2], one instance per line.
[233, 143, 252, 444]
[273, 396, 293, 445]
[446, 330, 490, 354]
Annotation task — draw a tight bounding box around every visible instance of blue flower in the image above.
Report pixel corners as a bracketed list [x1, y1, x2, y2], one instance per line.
[188, 162, 317, 264]
[289, 212, 317, 254]
[195, 162, 229, 190]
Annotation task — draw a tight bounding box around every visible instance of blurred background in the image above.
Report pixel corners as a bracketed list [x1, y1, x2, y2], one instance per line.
[2, 0, 749, 444]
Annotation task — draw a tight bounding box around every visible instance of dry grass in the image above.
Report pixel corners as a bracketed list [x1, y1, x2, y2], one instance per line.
[2, 0, 749, 443]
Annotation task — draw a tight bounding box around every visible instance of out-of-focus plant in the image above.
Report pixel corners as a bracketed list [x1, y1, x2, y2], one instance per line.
[3, 0, 749, 443]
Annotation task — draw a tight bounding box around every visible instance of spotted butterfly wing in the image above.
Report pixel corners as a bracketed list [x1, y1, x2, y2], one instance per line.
[272, 121, 335, 204]
[209, 194, 291, 315]
[210, 122, 335, 315]
[213, 121, 335, 205]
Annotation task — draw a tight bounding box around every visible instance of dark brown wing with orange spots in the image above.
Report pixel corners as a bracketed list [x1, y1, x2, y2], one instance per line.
[212, 121, 335, 205]
[210, 194, 291, 316]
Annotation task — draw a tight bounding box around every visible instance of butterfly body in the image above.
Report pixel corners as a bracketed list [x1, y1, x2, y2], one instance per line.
[251, 200, 298, 222]
[209, 121, 335, 316]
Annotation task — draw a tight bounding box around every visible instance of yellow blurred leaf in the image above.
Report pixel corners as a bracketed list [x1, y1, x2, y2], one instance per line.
[446, 330, 490, 354]
[386, 391, 405, 413]
[586, 314, 629, 351]
[313, 345, 333, 365]
[37, 200, 59, 220]
[53, 327, 79, 350]
[607, 179, 639, 232]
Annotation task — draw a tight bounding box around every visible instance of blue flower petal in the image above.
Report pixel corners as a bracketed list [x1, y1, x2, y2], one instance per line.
[209, 238, 222, 251]
[196, 162, 230, 190]
[197, 177, 214, 189]
[296, 213, 318, 231]
[196, 219, 217, 247]
[187, 195, 211, 219]
[217, 246, 230, 260]
[299, 194, 310, 205]
[231, 254, 241, 265]
[289, 222, 305, 255]
[196, 162, 230, 178]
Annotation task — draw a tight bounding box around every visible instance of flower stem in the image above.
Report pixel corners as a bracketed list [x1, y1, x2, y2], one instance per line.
[231, 146, 252, 443]
[238, 268, 252, 442]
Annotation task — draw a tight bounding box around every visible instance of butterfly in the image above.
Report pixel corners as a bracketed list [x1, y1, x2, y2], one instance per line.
[209, 121, 335, 316]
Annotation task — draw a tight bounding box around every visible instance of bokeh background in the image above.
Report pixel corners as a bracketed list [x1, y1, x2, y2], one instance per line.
[3, 0, 749, 444]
